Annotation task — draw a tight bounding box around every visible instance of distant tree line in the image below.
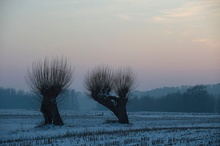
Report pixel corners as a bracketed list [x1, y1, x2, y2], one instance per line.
[3, 85, 219, 113]
[0, 87, 79, 110]
[0, 88, 33, 109]
[126, 85, 220, 113]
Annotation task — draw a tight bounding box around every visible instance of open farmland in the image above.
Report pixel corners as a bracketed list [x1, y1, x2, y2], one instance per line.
[0, 109, 220, 145]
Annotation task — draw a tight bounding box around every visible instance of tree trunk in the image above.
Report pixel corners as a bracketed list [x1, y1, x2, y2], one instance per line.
[95, 96, 129, 124]
[51, 99, 64, 125]
[40, 98, 52, 124]
[40, 97, 63, 125]
[116, 103, 129, 124]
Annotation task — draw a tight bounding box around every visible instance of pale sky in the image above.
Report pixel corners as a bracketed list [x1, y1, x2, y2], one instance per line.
[0, 0, 220, 92]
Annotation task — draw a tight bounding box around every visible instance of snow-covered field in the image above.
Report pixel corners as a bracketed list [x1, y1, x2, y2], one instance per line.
[0, 109, 220, 146]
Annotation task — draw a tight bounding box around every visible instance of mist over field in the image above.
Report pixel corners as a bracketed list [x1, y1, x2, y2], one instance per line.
[1, 83, 220, 113]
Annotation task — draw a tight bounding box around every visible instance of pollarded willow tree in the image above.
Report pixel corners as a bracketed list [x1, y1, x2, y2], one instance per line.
[26, 57, 73, 125]
[84, 66, 136, 124]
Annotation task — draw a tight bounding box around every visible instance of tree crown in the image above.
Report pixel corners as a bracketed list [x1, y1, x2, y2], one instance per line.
[26, 57, 73, 98]
[84, 66, 136, 99]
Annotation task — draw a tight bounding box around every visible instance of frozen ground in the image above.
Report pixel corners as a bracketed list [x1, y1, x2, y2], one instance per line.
[0, 109, 220, 146]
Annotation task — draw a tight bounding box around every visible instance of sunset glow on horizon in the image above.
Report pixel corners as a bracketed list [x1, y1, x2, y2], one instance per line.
[0, 0, 219, 91]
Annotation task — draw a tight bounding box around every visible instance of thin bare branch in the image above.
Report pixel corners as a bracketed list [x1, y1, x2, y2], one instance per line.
[114, 67, 136, 98]
[25, 57, 73, 99]
[84, 66, 136, 99]
[84, 65, 114, 98]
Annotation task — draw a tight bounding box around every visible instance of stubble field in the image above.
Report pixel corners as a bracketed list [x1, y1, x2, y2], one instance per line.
[0, 109, 220, 146]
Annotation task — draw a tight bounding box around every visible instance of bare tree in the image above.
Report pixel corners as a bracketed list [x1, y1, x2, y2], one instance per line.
[26, 57, 73, 125]
[84, 66, 136, 124]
